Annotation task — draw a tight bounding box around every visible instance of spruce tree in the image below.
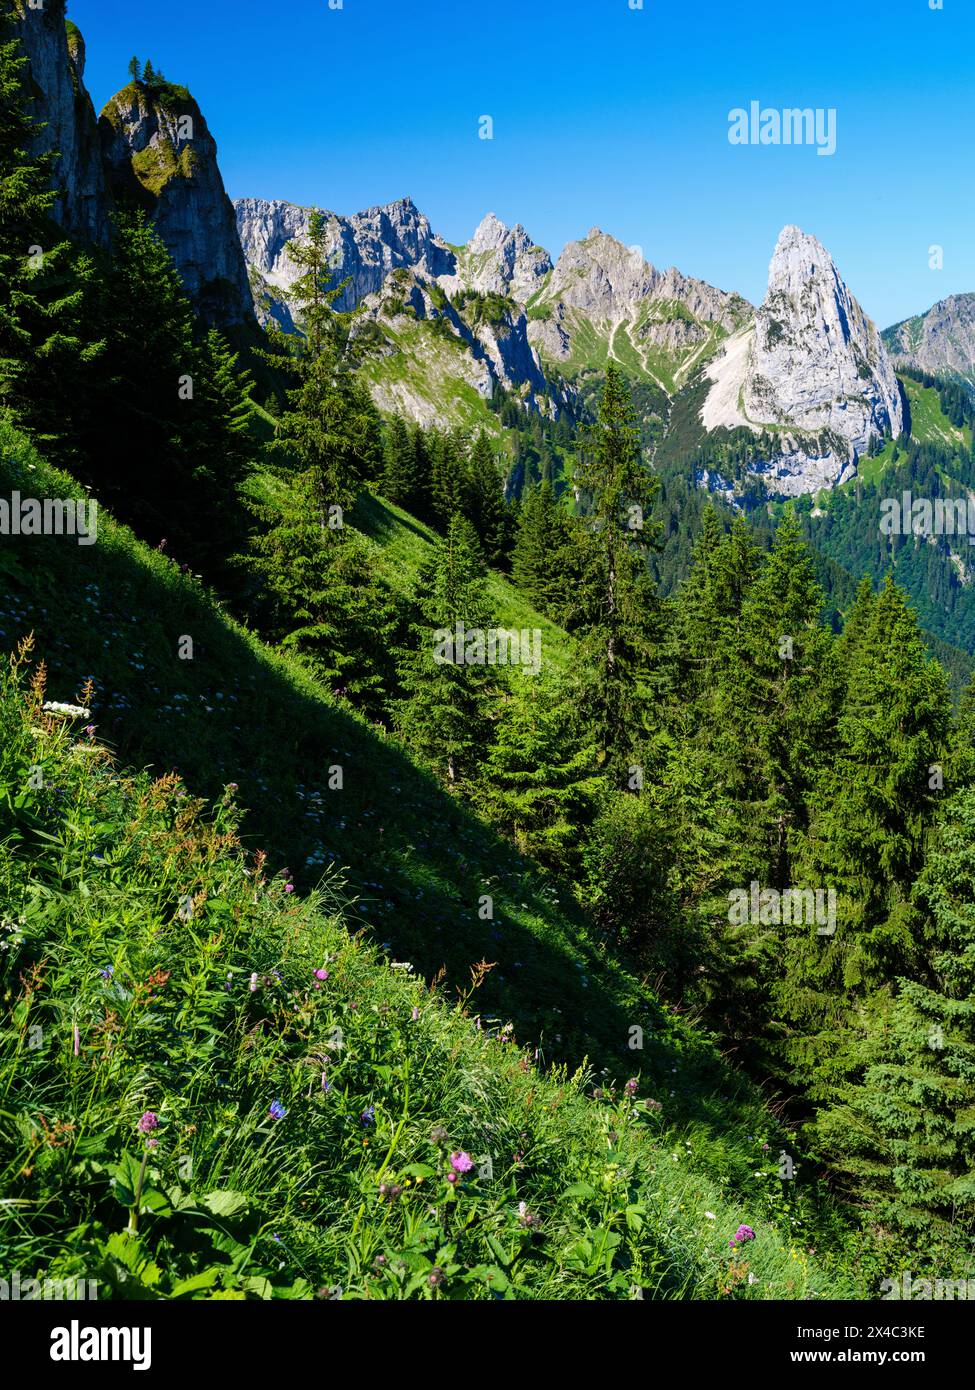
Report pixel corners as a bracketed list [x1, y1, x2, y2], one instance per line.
[779, 575, 953, 1097]
[572, 364, 661, 775]
[818, 786, 975, 1240]
[396, 515, 495, 784]
[0, 12, 100, 448]
[380, 416, 417, 508]
[476, 668, 600, 871]
[466, 431, 509, 567]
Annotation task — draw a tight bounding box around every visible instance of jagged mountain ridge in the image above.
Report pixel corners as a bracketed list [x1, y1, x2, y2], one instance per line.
[882, 293, 975, 386]
[233, 195, 757, 427]
[17, 4, 936, 494]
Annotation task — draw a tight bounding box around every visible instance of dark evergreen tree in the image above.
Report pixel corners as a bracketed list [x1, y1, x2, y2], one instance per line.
[396, 515, 495, 784]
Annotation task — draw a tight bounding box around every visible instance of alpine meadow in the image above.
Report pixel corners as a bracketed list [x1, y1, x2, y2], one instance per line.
[2, 0, 975, 1352]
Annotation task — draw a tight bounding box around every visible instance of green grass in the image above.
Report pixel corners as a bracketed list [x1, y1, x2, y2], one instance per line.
[0, 417, 869, 1297]
[349, 492, 577, 672]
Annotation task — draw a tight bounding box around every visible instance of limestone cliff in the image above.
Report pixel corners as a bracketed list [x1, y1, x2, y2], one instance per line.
[99, 81, 253, 324]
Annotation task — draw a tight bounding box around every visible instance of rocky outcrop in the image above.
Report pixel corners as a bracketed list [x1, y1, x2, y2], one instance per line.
[99, 82, 253, 324]
[438, 213, 554, 301]
[349, 267, 564, 417]
[234, 195, 455, 324]
[525, 229, 751, 390]
[882, 293, 975, 384]
[700, 225, 904, 496]
[12, 0, 112, 246]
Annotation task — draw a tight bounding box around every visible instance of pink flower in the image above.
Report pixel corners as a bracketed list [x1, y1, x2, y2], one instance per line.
[314, 968, 328, 980]
[449, 1151, 473, 1174]
[411, 1007, 419, 1021]
[284, 883, 294, 894]
[137, 1112, 159, 1134]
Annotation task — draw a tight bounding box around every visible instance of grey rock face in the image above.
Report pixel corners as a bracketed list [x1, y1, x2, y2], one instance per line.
[234, 195, 456, 322]
[882, 293, 975, 383]
[701, 225, 904, 496]
[525, 228, 751, 386]
[439, 213, 554, 302]
[99, 85, 253, 325]
[12, 0, 112, 247]
[744, 225, 903, 448]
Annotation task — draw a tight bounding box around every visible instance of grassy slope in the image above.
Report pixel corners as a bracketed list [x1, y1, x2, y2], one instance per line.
[0, 664, 843, 1300]
[0, 418, 860, 1295]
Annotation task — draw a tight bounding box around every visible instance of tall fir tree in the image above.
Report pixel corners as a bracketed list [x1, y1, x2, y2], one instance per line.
[396, 515, 495, 784]
[572, 363, 661, 776]
[476, 668, 600, 872]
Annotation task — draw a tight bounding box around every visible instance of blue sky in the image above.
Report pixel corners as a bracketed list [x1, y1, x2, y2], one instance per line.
[70, 0, 973, 327]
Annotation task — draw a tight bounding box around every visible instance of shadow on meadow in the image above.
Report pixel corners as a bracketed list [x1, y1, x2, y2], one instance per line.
[0, 423, 772, 1173]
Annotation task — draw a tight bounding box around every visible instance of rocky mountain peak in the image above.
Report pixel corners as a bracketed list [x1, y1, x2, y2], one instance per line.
[469, 212, 510, 252]
[99, 80, 253, 324]
[702, 224, 905, 495]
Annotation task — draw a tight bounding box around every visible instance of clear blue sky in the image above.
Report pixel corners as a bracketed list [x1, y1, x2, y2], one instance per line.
[70, 0, 973, 327]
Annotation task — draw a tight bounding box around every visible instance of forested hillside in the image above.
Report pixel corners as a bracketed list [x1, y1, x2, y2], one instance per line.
[2, 2, 975, 1305]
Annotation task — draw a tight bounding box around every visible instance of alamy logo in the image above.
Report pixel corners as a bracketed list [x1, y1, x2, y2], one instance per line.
[0, 492, 98, 546]
[728, 881, 837, 935]
[433, 621, 542, 675]
[880, 1271, 975, 1300]
[50, 1321, 151, 1371]
[879, 491, 975, 540]
[0, 1271, 98, 1300]
[728, 102, 837, 157]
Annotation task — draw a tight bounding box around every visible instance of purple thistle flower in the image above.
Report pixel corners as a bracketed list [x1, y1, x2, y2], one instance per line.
[449, 1151, 473, 1173]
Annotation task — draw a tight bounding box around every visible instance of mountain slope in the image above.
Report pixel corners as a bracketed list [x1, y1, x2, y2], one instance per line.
[0, 635, 844, 1298]
[883, 292, 975, 386]
[526, 228, 751, 394]
[0, 416, 856, 1289]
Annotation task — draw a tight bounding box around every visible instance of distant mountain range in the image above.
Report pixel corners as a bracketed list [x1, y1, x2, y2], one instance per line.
[18, 0, 975, 503]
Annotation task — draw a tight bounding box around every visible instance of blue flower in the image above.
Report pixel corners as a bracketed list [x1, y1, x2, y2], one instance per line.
[269, 1099, 287, 1121]
[360, 1105, 375, 1126]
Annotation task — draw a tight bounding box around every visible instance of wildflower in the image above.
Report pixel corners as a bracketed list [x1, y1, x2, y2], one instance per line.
[374, 1255, 387, 1268]
[269, 1100, 287, 1121]
[517, 1201, 537, 1227]
[314, 968, 328, 981]
[284, 884, 294, 894]
[446, 1172, 458, 1185]
[137, 1112, 159, 1134]
[625, 1078, 638, 1097]
[430, 1125, 448, 1145]
[73, 1024, 80, 1057]
[705, 1211, 717, 1221]
[321, 1075, 331, 1093]
[729, 1224, 756, 1248]
[428, 1267, 444, 1287]
[411, 1006, 420, 1022]
[249, 973, 259, 992]
[449, 1151, 473, 1173]
[360, 1105, 375, 1126]
[43, 701, 91, 720]
[99, 966, 114, 981]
